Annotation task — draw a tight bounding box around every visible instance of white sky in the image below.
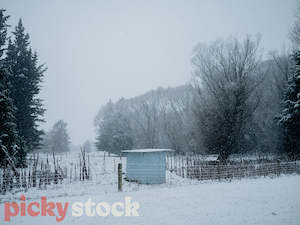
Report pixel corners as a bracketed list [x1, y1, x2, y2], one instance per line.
[1, 0, 298, 145]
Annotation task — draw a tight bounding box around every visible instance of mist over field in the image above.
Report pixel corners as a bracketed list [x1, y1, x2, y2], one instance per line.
[1, 0, 297, 145]
[0, 1, 300, 225]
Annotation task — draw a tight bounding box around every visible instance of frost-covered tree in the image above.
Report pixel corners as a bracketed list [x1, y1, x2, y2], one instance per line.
[251, 58, 287, 156]
[82, 140, 92, 153]
[0, 9, 20, 166]
[48, 120, 70, 153]
[38, 131, 52, 152]
[277, 50, 300, 159]
[94, 86, 196, 153]
[0, 72, 20, 166]
[160, 86, 195, 152]
[129, 95, 161, 149]
[192, 36, 267, 161]
[95, 100, 133, 154]
[5, 19, 46, 154]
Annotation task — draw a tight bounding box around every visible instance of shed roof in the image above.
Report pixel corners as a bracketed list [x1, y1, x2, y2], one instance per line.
[122, 148, 174, 153]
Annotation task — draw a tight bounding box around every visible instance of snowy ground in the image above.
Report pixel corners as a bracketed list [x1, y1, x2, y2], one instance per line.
[0, 175, 299, 225]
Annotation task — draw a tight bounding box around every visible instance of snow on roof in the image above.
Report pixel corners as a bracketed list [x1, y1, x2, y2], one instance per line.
[122, 149, 174, 153]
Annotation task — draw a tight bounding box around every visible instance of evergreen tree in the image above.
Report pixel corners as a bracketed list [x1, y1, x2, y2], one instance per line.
[38, 131, 52, 152]
[0, 9, 20, 167]
[48, 120, 70, 153]
[95, 101, 133, 154]
[278, 51, 300, 159]
[5, 19, 46, 156]
[83, 140, 92, 153]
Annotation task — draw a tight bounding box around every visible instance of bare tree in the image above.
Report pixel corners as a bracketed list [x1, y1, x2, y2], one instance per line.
[192, 36, 268, 161]
[270, 50, 291, 98]
[160, 86, 195, 152]
[250, 50, 293, 156]
[129, 92, 161, 148]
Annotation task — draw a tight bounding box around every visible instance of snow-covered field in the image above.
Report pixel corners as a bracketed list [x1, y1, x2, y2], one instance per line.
[0, 152, 299, 225]
[0, 175, 299, 225]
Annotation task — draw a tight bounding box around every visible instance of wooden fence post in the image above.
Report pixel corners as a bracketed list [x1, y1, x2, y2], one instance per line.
[118, 163, 122, 192]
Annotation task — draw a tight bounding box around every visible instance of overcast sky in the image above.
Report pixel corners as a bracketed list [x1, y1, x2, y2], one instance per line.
[1, 0, 298, 145]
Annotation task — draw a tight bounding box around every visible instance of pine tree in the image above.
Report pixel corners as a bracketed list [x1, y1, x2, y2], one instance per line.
[0, 9, 20, 167]
[48, 120, 70, 153]
[278, 51, 300, 159]
[5, 19, 46, 157]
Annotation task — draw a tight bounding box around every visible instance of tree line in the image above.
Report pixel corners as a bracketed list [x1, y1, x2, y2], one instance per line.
[95, 9, 300, 161]
[0, 9, 45, 167]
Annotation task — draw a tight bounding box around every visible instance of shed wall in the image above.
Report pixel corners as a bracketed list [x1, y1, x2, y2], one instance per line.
[126, 152, 166, 184]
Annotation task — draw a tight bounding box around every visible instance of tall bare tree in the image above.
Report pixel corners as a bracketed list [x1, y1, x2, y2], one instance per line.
[192, 36, 268, 161]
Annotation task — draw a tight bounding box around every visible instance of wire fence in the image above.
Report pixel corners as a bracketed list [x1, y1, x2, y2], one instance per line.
[1, 152, 300, 201]
[166, 153, 300, 181]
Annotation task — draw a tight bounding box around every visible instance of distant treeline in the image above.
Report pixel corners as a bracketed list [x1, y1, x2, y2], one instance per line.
[95, 35, 300, 161]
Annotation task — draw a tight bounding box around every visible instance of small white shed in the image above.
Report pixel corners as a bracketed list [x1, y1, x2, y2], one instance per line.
[122, 149, 173, 184]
